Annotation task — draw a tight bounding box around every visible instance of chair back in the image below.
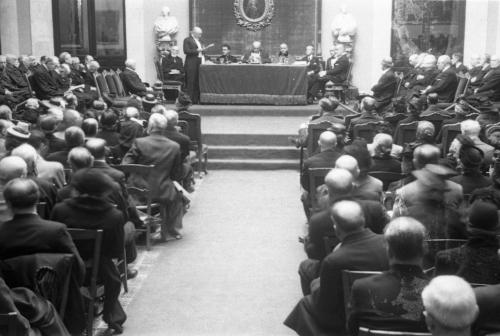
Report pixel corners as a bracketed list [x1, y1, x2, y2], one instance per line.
[105, 72, 118, 95]
[344, 113, 361, 130]
[454, 76, 470, 101]
[178, 111, 203, 151]
[154, 57, 164, 81]
[368, 171, 404, 191]
[0, 253, 74, 319]
[36, 201, 48, 219]
[421, 112, 452, 131]
[111, 70, 126, 97]
[308, 167, 332, 213]
[341, 270, 382, 328]
[358, 326, 431, 336]
[353, 122, 380, 143]
[0, 312, 19, 336]
[394, 74, 403, 97]
[177, 120, 190, 136]
[95, 73, 110, 96]
[441, 123, 461, 156]
[67, 229, 103, 336]
[395, 121, 418, 146]
[307, 121, 333, 157]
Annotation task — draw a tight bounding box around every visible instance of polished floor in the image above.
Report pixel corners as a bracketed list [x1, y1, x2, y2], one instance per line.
[116, 170, 306, 336]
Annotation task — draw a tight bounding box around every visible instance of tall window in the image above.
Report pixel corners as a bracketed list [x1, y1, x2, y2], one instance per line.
[53, 0, 126, 68]
[391, 0, 466, 67]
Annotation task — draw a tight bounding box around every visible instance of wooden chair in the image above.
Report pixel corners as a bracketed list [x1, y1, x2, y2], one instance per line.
[341, 270, 382, 328]
[0, 312, 19, 336]
[395, 121, 418, 146]
[177, 120, 190, 137]
[178, 111, 208, 176]
[344, 113, 361, 130]
[112, 164, 160, 250]
[0, 253, 74, 321]
[308, 167, 333, 214]
[330, 61, 353, 103]
[353, 122, 380, 143]
[421, 112, 452, 132]
[358, 327, 431, 336]
[368, 172, 404, 191]
[441, 123, 461, 157]
[67, 229, 104, 336]
[115, 247, 128, 293]
[306, 121, 333, 157]
[154, 57, 182, 101]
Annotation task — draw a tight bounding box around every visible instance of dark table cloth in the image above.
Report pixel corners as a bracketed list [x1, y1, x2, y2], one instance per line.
[199, 64, 308, 105]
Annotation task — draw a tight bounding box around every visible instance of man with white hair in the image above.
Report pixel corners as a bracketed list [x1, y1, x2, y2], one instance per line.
[371, 57, 397, 111]
[449, 119, 494, 165]
[2, 54, 31, 102]
[422, 55, 458, 103]
[119, 59, 149, 97]
[123, 113, 184, 240]
[32, 56, 65, 99]
[161, 45, 185, 83]
[349, 217, 429, 334]
[183, 26, 210, 104]
[369, 133, 402, 174]
[474, 54, 500, 101]
[242, 40, 271, 64]
[422, 275, 479, 336]
[408, 54, 438, 94]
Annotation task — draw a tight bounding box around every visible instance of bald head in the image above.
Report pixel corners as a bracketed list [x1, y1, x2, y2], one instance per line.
[3, 178, 39, 211]
[413, 144, 440, 169]
[125, 59, 137, 70]
[318, 131, 337, 151]
[68, 147, 94, 171]
[361, 97, 377, 113]
[125, 107, 139, 119]
[0, 156, 28, 184]
[11, 144, 38, 175]
[192, 27, 202, 39]
[324, 168, 353, 199]
[85, 138, 107, 160]
[373, 133, 393, 156]
[330, 200, 365, 238]
[385, 217, 426, 263]
[335, 155, 360, 179]
[437, 55, 451, 71]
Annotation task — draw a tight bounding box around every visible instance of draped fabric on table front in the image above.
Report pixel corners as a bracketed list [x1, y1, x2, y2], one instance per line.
[199, 64, 308, 105]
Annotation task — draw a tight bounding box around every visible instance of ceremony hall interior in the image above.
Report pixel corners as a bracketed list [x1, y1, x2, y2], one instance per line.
[0, 0, 500, 335]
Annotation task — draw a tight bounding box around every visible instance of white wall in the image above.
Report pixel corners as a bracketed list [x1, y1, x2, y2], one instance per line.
[126, 0, 189, 84]
[321, 0, 393, 92]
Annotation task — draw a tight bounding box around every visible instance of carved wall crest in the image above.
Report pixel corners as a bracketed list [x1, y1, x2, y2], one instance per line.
[233, 0, 275, 31]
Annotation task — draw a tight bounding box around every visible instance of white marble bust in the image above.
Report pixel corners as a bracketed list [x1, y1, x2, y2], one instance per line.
[331, 5, 357, 43]
[154, 6, 179, 42]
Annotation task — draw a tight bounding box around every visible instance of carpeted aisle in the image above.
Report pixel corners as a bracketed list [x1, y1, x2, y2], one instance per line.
[121, 170, 305, 336]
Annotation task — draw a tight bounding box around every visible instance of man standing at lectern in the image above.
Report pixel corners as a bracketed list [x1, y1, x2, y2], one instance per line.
[183, 27, 206, 104]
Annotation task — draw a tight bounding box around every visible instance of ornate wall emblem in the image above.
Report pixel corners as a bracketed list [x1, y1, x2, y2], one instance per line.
[233, 0, 275, 31]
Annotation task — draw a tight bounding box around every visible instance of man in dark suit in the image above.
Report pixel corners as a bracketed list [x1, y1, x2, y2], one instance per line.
[349, 217, 429, 335]
[161, 46, 185, 83]
[310, 44, 350, 101]
[241, 41, 271, 64]
[423, 55, 458, 103]
[285, 200, 389, 335]
[300, 45, 322, 104]
[369, 134, 402, 174]
[46, 126, 85, 168]
[451, 52, 468, 75]
[122, 113, 184, 240]
[216, 44, 238, 64]
[31, 57, 65, 100]
[347, 97, 383, 139]
[473, 54, 500, 101]
[474, 284, 500, 335]
[1, 55, 31, 102]
[119, 59, 149, 97]
[0, 178, 86, 333]
[372, 57, 397, 111]
[183, 27, 210, 104]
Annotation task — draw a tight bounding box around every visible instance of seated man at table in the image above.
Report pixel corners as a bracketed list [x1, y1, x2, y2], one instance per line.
[242, 41, 271, 64]
[216, 44, 238, 64]
[278, 43, 289, 64]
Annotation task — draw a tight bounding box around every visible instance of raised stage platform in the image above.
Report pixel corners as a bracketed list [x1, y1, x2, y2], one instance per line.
[165, 103, 354, 170]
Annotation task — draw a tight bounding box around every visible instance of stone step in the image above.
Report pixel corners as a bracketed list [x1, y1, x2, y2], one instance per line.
[207, 158, 299, 170]
[210, 145, 300, 160]
[201, 115, 304, 135]
[204, 133, 296, 146]
[189, 104, 316, 117]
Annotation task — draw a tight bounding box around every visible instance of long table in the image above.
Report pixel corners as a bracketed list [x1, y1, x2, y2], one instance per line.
[199, 64, 308, 105]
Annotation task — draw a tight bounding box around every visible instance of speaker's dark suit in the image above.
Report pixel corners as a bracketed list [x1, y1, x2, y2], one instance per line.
[285, 229, 389, 335]
[119, 68, 147, 97]
[183, 36, 203, 103]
